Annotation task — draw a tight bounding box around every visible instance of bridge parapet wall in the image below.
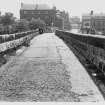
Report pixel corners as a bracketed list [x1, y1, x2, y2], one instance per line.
[55, 30, 105, 75]
[0, 29, 39, 54]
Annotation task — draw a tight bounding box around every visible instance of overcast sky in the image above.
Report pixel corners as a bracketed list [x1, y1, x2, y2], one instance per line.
[0, 0, 105, 18]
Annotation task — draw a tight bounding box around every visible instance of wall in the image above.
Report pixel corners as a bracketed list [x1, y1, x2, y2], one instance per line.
[55, 30, 105, 75]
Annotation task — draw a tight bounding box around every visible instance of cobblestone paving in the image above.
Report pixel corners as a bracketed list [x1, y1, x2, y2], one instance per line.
[0, 33, 104, 101]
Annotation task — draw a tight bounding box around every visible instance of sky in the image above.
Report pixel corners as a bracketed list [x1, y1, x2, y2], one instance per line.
[0, 0, 105, 18]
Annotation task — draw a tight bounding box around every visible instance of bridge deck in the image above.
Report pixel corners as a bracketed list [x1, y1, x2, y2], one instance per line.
[0, 33, 104, 101]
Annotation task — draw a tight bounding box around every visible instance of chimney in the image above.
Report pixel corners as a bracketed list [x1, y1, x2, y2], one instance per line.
[90, 10, 93, 15]
[21, 2, 23, 8]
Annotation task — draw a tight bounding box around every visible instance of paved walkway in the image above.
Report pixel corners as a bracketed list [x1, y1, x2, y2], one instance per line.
[0, 33, 104, 101]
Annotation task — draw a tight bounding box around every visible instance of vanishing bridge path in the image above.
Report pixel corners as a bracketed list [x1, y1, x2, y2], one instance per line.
[0, 33, 104, 101]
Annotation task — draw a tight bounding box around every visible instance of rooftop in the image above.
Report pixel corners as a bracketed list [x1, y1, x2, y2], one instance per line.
[82, 13, 105, 19]
[21, 3, 51, 10]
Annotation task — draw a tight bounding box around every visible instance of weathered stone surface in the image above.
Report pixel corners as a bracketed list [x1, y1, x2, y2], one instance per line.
[0, 33, 104, 101]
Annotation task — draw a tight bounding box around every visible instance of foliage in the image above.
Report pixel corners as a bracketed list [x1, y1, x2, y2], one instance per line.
[15, 19, 29, 32]
[29, 18, 46, 30]
[0, 12, 15, 26]
[0, 12, 16, 34]
[0, 12, 46, 34]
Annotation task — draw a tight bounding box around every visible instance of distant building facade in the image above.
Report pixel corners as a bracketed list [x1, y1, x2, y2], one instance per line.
[82, 11, 105, 34]
[20, 3, 56, 26]
[59, 11, 71, 30]
[20, 3, 70, 30]
[70, 16, 81, 29]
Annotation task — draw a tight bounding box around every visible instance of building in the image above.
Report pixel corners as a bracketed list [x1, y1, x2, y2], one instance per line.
[20, 3, 70, 30]
[82, 11, 105, 34]
[70, 16, 81, 29]
[20, 3, 56, 26]
[59, 11, 71, 30]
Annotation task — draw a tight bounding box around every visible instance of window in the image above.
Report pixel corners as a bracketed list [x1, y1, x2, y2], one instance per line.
[32, 11, 34, 14]
[24, 11, 27, 14]
[44, 11, 48, 14]
[45, 16, 49, 19]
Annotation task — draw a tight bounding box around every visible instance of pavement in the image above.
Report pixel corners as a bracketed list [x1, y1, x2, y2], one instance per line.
[0, 33, 104, 101]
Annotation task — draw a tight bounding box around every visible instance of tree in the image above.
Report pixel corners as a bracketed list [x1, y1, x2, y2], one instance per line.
[0, 12, 16, 34]
[15, 19, 29, 32]
[29, 18, 46, 30]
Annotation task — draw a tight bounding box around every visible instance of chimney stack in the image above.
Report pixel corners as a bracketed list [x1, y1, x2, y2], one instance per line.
[90, 10, 94, 15]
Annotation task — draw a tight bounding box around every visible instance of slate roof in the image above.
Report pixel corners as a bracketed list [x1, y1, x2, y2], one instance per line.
[21, 3, 51, 10]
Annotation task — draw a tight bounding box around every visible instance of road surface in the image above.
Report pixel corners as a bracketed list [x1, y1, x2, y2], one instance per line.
[0, 33, 104, 102]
